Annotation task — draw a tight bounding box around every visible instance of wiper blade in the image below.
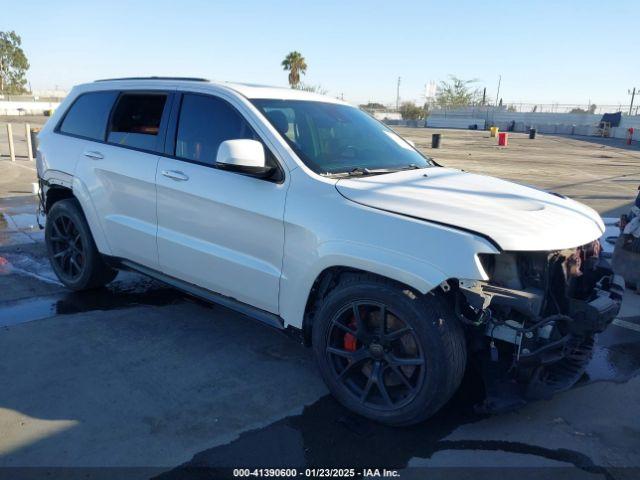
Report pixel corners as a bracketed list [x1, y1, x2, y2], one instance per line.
[348, 167, 373, 176]
[351, 165, 425, 175]
[322, 165, 425, 178]
[343, 167, 401, 177]
[321, 168, 378, 178]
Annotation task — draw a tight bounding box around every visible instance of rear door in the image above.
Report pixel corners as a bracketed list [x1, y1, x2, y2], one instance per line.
[72, 90, 173, 268]
[156, 92, 287, 314]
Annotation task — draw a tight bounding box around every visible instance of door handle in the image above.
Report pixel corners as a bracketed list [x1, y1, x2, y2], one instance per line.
[83, 150, 104, 160]
[161, 170, 189, 181]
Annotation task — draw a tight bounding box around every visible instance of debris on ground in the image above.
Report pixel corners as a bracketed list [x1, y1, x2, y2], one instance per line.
[612, 186, 640, 292]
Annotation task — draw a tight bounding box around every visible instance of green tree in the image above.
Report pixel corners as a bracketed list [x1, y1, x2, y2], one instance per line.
[297, 83, 327, 95]
[436, 75, 480, 108]
[399, 101, 424, 120]
[0, 31, 29, 94]
[281, 51, 307, 88]
[359, 102, 386, 112]
[569, 104, 597, 114]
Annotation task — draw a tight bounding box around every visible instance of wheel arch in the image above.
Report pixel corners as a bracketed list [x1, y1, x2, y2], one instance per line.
[41, 169, 76, 213]
[299, 265, 432, 345]
[42, 174, 112, 256]
[44, 184, 74, 213]
[280, 240, 456, 331]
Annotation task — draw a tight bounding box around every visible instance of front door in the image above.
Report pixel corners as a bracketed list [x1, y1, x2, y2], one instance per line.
[156, 93, 287, 314]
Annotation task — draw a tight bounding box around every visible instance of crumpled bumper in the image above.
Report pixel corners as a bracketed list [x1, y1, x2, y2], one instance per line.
[516, 274, 625, 367]
[567, 273, 625, 335]
[475, 271, 626, 412]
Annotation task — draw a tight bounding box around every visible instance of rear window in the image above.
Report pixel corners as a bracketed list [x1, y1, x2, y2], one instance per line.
[107, 93, 168, 151]
[59, 91, 118, 140]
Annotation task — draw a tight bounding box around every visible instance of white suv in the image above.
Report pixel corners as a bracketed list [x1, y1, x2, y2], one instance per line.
[36, 77, 623, 425]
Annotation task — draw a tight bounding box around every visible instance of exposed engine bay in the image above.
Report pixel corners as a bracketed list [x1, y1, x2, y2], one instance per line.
[446, 241, 625, 411]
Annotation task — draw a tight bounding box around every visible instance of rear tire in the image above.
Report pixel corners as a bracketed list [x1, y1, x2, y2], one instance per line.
[312, 274, 466, 426]
[45, 198, 117, 290]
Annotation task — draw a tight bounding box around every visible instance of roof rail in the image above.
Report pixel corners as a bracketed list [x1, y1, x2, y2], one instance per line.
[94, 76, 209, 82]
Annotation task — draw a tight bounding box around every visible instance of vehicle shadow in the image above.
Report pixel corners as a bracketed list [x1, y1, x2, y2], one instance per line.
[600, 201, 635, 219]
[156, 376, 619, 479]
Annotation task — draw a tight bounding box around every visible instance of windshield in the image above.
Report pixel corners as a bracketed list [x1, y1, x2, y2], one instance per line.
[251, 99, 434, 175]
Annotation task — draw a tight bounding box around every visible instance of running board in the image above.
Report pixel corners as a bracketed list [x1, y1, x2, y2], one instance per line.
[119, 260, 285, 330]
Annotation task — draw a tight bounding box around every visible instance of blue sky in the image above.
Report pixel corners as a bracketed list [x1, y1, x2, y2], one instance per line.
[5, 0, 638, 106]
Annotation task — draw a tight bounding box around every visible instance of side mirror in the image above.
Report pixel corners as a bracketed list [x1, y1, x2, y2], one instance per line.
[216, 139, 275, 177]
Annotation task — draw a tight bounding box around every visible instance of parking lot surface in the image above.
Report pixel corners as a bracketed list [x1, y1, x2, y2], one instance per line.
[397, 127, 640, 218]
[1, 125, 639, 478]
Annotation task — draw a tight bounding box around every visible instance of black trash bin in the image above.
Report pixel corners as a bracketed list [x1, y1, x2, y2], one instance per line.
[431, 133, 442, 149]
[30, 127, 40, 159]
[529, 128, 537, 139]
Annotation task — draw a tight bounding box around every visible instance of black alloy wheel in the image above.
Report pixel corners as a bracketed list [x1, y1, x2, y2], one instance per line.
[325, 301, 426, 410]
[312, 274, 467, 425]
[49, 213, 85, 281]
[45, 198, 117, 290]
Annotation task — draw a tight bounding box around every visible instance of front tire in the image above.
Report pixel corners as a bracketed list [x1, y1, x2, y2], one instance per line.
[312, 275, 466, 426]
[45, 198, 117, 290]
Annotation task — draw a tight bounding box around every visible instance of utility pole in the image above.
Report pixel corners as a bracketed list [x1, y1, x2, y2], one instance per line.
[396, 77, 401, 111]
[495, 75, 502, 106]
[482, 87, 486, 106]
[629, 87, 637, 116]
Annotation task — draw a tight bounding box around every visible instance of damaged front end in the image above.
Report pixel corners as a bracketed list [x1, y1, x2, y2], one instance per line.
[447, 241, 625, 412]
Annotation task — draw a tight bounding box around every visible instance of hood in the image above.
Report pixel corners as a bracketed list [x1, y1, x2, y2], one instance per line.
[336, 168, 604, 251]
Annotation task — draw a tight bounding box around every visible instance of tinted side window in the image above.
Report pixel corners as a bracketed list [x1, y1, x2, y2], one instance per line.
[59, 91, 118, 140]
[175, 94, 255, 166]
[107, 93, 167, 151]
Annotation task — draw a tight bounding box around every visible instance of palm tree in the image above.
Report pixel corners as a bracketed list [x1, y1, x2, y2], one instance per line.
[281, 51, 307, 89]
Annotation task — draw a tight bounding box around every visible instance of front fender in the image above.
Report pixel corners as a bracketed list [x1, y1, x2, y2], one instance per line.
[41, 169, 74, 189]
[316, 240, 448, 292]
[278, 239, 487, 329]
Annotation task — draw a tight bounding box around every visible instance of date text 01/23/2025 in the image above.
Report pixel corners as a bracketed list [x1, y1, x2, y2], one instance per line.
[232, 468, 400, 478]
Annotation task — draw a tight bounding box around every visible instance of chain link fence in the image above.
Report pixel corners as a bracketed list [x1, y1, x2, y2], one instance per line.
[431, 104, 637, 115]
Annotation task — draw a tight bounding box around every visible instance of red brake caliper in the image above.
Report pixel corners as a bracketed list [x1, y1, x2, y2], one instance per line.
[343, 317, 358, 352]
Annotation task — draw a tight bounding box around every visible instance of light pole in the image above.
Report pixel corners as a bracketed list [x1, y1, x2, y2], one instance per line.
[629, 88, 638, 116]
[396, 77, 401, 111]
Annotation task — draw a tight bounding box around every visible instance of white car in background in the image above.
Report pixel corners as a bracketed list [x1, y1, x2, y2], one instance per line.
[35, 77, 623, 425]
